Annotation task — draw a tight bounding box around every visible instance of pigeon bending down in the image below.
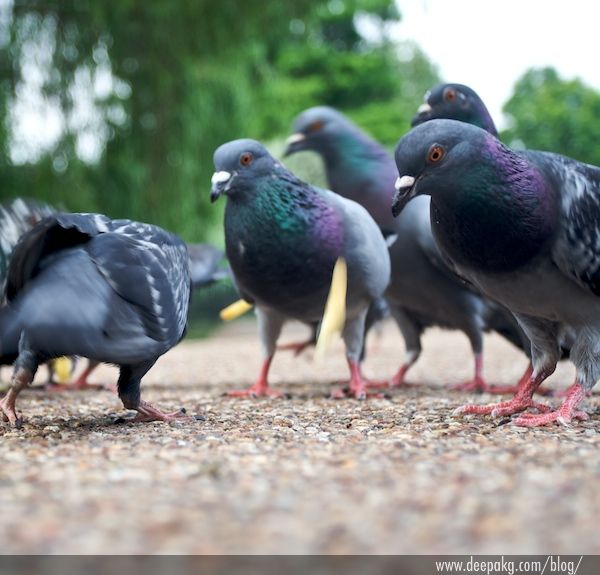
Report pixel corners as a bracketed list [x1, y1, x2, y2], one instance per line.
[0, 213, 191, 425]
[210, 139, 391, 399]
[284, 107, 527, 393]
[0, 198, 86, 388]
[392, 118, 600, 426]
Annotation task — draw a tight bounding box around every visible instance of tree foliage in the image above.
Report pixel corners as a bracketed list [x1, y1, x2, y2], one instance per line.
[0, 0, 439, 242]
[502, 67, 600, 165]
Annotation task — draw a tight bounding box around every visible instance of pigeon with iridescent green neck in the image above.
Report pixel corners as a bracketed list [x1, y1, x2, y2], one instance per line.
[210, 139, 390, 399]
[393, 119, 600, 427]
[285, 106, 527, 393]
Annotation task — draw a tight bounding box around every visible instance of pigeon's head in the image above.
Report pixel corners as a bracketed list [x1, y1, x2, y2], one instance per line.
[284, 106, 351, 156]
[211, 139, 278, 202]
[411, 83, 497, 136]
[392, 119, 490, 216]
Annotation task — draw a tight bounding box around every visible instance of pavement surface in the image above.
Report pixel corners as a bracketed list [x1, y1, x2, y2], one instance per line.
[0, 319, 598, 554]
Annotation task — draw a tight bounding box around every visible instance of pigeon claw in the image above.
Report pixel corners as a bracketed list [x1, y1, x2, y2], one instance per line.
[512, 382, 589, 427]
[226, 384, 283, 398]
[132, 400, 190, 423]
[0, 395, 22, 428]
[453, 396, 551, 418]
[513, 409, 589, 428]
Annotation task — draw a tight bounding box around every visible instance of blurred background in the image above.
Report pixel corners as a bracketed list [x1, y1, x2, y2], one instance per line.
[2, 0, 600, 332]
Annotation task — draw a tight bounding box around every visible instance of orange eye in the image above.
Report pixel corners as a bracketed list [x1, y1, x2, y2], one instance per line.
[308, 120, 324, 133]
[427, 144, 445, 163]
[240, 152, 253, 166]
[443, 88, 457, 102]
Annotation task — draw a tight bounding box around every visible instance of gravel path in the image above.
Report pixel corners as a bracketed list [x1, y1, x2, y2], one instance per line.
[0, 319, 598, 554]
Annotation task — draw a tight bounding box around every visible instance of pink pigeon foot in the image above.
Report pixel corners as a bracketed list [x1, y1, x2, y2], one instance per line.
[513, 383, 589, 427]
[331, 360, 385, 399]
[226, 357, 283, 398]
[453, 367, 552, 418]
[131, 400, 190, 423]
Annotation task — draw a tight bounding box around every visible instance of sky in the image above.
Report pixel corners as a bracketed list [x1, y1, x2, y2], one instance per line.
[392, 0, 600, 129]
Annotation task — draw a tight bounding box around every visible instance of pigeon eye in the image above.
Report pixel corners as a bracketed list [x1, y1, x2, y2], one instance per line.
[240, 152, 253, 167]
[308, 120, 324, 133]
[427, 145, 445, 164]
[443, 88, 457, 102]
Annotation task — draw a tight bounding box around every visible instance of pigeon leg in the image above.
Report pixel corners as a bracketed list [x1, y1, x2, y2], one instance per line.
[331, 360, 385, 399]
[226, 356, 283, 398]
[277, 339, 314, 357]
[513, 382, 589, 427]
[367, 349, 419, 389]
[368, 307, 422, 389]
[450, 353, 488, 392]
[131, 400, 189, 423]
[453, 364, 553, 418]
[118, 361, 190, 423]
[46, 360, 107, 392]
[331, 309, 384, 399]
[227, 307, 284, 398]
[0, 367, 34, 427]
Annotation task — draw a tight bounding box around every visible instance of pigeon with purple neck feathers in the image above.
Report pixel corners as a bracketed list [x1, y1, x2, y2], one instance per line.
[284, 106, 526, 392]
[411, 83, 571, 395]
[392, 118, 600, 426]
[0, 213, 192, 425]
[210, 139, 390, 399]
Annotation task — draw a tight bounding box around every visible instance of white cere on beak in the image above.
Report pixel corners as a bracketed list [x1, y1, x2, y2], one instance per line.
[417, 103, 432, 114]
[395, 175, 415, 191]
[211, 171, 232, 185]
[285, 133, 306, 146]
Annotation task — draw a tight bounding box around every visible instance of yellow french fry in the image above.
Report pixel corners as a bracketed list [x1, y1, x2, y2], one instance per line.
[52, 356, 73, 385]
[220, 299, 253, 321]
[315, 257, 347, 360]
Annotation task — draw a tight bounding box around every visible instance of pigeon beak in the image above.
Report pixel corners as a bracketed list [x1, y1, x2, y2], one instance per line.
[391, 175, 416, 217]
[210, 171, 233, 202]
[411, 102, 432, 127]
[283, 133, 306, 157]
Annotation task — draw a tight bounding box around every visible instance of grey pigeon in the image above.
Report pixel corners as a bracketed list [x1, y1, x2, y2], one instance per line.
[411, 83, 498, 135]
[0, 213, 191, 425]
[1, 198, 56, 304]
[284, 106, 527, 392]
[393, 118, 600, 426]
[187, 243, 230, 288]
[0, 198, 86, 387]
[210, 139, 390, 399]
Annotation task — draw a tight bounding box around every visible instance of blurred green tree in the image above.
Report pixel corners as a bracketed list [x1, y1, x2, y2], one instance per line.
[502, 67, 600, 165]
[0, 0, 438, 242]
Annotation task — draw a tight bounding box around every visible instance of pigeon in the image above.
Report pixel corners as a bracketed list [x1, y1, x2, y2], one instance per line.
[411, 84, 571, 395]
[392, 118, 600, 426]
[0, 213, 191, 425]
[1, 198, 56, 303]
[0, 198, 84, 387]
[411, 83, 498, 136]
[284, 106, 527, 392]
[187, 243, 230, 288]
[210, 139, 391, 399]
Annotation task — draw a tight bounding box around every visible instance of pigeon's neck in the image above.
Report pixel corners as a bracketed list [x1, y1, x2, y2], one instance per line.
[320, 131, 397, 229]
[467, 104, 498, 136]
[431, 143, 557, 273]
[224, 175, 344, 308]
[225, 175, 343, 263]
